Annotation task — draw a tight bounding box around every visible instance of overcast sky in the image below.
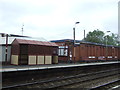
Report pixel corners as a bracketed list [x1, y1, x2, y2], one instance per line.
[0, 0, 119, 41]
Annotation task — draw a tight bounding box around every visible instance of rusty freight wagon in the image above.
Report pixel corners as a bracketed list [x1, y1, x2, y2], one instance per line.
[51, 39, 99, 62]
[51, 39, 119, 63]
[11, 39, 58, 65]
[95, 44, 106, 60]
[51, 39, 101, 62]
[104, 45, 119, 60]
[118, 47, 120, 60]
[78, 42, 97, 61]
[107, 45, 114, 60]
[51, 39, 81, 63]
[112, 46, 119, 60]
[51, 39, 72, 63]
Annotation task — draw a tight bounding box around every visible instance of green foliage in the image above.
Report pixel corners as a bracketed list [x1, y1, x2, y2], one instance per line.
[84, 29, 119, 46]
[103, 33, 118, 46]
[84, 29, 104, 43]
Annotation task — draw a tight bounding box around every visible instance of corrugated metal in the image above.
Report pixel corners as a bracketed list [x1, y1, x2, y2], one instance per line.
[0, 36, 48, 45]
[42, 42, 51, 46]
[50, 42, 58, 46]
[0, 37, 15, 45]
[35, 41, 45, 45]
[15, 39, 58, 47]
[17, 39, 28, 44]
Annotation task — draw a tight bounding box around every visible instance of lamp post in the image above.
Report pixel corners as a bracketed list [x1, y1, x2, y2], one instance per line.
[73, 22, 80, 63]
[21, 23, 24, 35]
[5, 34, 8, 65]
[105, 31, 110, 60]
[84, 30, 85, 41]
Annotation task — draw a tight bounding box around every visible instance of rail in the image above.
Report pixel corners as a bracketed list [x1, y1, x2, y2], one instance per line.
[90, 79, 120, 90]
[2, 68, 120, 89]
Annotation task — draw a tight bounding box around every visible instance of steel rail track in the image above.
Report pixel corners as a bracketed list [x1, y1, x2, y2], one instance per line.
[90, 79, 120, 90]
[2, 68, 120, 89]
[49, 69, 120, 89]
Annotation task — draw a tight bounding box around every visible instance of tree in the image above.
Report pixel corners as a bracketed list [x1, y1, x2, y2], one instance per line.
[103, 33, 118, 46]
[84, 29, 105, 43]
[84, 29, 119, 46]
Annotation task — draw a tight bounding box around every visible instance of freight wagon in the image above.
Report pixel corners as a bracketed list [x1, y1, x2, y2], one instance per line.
[51, 39, 119, 63]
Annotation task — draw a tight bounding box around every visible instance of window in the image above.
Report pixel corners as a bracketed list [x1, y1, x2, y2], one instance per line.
[58, 46, 68, 56]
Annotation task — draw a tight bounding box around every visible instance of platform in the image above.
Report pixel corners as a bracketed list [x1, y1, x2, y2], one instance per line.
[0, 61, 120, 72]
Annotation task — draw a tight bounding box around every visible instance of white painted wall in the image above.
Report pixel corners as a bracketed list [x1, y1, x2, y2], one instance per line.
[0, 46, 2, 62]
[0, 45, 11, 63]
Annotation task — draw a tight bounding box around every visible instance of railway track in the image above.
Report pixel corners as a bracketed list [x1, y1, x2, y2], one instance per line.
[91, 79, 120, 90]
[2, 68, 120, 89]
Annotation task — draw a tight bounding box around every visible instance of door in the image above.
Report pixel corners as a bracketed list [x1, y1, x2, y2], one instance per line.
[19, 45, 28, 65]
